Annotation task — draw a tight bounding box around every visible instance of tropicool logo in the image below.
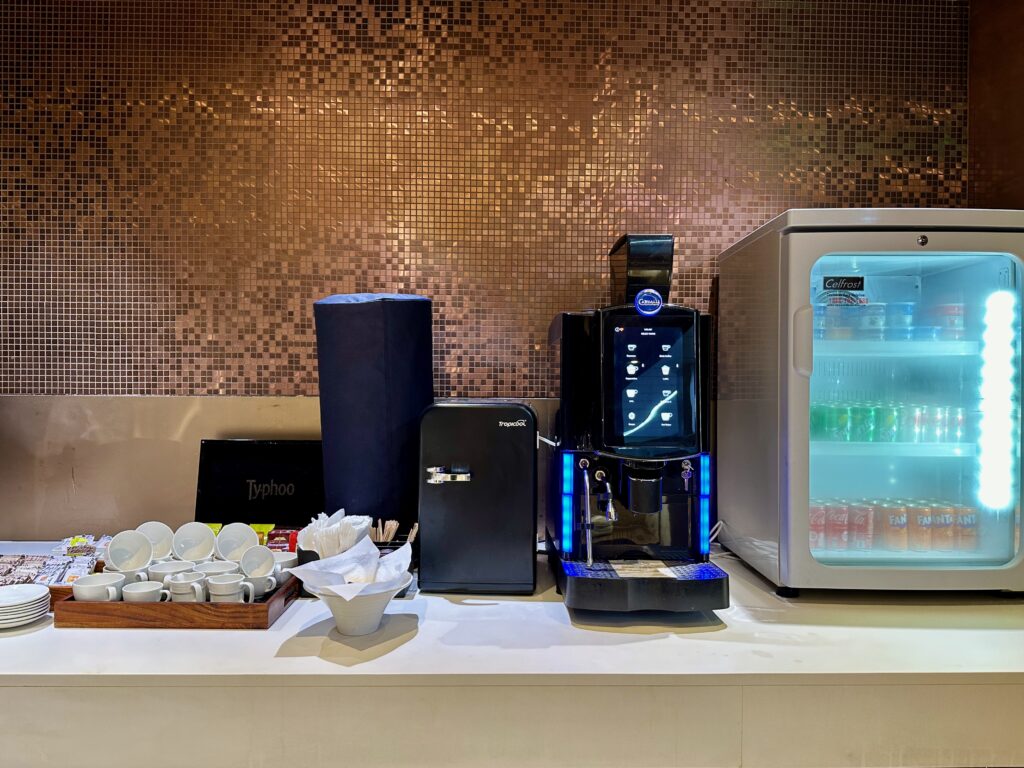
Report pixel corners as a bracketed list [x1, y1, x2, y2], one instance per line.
[498, 419, 528, 428]
[634, 288, 664, 316]
[247, 479, 296, 501]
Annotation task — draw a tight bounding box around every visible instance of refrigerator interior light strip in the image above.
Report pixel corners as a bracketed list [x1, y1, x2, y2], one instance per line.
[978, 290, 1018, 511]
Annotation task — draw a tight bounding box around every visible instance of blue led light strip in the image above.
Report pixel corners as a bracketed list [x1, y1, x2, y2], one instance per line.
[698, 454, 711, 556]
[561, 452, 574, 554]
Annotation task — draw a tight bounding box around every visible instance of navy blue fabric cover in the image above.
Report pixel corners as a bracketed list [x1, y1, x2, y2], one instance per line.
[314, 293, 433, 529]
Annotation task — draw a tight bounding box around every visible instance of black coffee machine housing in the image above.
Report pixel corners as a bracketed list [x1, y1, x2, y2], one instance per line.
[547, 234, 729, 612]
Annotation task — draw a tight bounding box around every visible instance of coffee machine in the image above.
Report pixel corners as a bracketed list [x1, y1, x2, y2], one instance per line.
[546, 234, 729, 612]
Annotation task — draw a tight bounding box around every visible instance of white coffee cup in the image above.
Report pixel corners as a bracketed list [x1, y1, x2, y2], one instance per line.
[168, 571, 207, 603]
[172, 522, 216, 562]
[106, 530, 154, 572]
[72, 573, 126, 602]
[215, 523, 259, 562]
[240, 546, 277, 597]
[103, 564, 149, 585]
[273, 551, 297, 570]
[246, 574, 277, 598]
[195, 561, 239, 578]
[136, 521, 174, 561]
[240, 545, 276, 578]
[149, 560, 195, 587]
[207, 574, 254, 604]
[123, 581, 171, 603]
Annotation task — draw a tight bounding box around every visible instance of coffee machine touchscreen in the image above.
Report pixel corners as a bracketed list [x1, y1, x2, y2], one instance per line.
[613, 324, 688, 445]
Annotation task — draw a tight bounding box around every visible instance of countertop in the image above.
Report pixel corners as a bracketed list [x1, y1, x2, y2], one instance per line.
[3, 542, 1024, 688]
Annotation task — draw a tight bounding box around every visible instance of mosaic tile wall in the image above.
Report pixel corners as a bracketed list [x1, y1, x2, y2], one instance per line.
[0, 1, 969, 397]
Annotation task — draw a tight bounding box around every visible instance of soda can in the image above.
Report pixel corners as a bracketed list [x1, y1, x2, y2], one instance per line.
[898, 406, 923, 443]
[825, 405, 852, 442]
[825, 503, 849, 550]
[849, 405, 876, 443]
[908, 503, 933, 551]
[946, 407, 966, 443]
[922, 406, 948, 443]
[955, 506, 978, 551]
[931, 505, 956, 552]
[875, 404, 899, 442]
[809, 503, 827, 551]
[809, 404, 828, 441]
[883, 503, 909, 551]
[848, 503, 875, 550]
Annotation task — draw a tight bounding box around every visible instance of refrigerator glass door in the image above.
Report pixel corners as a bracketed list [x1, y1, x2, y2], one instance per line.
[808, 252, 1020, 568]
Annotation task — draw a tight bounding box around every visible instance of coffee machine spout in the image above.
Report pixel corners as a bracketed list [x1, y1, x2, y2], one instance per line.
[625, 463, 664, 515]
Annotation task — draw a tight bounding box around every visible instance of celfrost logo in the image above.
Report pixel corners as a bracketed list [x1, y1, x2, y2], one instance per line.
[823, 276, 864, 291]
[498, 419, 528, 428]
[247, 479, 296, 501]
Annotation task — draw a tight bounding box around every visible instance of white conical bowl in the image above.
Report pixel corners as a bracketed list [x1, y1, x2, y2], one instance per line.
[315, 573, 413, 636]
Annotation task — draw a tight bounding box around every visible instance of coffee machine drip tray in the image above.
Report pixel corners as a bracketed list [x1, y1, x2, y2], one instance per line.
[554, 558, 729, 613]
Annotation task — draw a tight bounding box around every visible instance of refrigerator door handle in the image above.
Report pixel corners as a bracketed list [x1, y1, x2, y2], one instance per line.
[792, 304, 814, 377]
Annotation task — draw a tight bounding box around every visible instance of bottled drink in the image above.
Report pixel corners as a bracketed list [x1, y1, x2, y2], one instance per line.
[855, 303, 886, 340]
[934, 303, 966, 341]
[813, 304, 827, 340]
[886, 302, 916, 329]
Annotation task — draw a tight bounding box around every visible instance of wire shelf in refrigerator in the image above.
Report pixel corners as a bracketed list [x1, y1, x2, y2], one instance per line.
[810, 441, 976, 458]
[814, 340, 979, 358]
[811, 548, 1010, 567]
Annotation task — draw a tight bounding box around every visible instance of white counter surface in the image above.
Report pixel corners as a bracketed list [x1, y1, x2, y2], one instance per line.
[4, 542, 1024, 767]
[3, 542, 1024, 685]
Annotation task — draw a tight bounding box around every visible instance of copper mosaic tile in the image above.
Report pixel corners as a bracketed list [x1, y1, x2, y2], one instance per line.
[0, 1, 968, 397]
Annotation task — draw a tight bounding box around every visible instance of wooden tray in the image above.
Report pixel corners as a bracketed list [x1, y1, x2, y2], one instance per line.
[53, 575, 302, 629]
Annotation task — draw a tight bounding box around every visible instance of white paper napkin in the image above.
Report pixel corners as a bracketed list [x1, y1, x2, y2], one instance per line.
[290, 539, 413, 601]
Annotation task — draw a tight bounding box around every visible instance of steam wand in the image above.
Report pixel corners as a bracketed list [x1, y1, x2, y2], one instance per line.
[582, 466, 594, 567]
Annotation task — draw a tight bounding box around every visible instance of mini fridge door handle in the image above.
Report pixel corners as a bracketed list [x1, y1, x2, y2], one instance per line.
[792, 304, 814, 377]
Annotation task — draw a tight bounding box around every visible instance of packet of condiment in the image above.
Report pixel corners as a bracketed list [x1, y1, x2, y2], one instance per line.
[267, 528, 299, 552]
[249, 524, 275, 545]
[205, 523, 223, 535]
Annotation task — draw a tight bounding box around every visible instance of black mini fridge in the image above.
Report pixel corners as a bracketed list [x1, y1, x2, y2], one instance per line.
[417, 402, 537, 594]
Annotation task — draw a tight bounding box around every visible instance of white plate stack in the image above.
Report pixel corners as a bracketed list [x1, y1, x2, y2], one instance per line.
[0, 584, 50, 629]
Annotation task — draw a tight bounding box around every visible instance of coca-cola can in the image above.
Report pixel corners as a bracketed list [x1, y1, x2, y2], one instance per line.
[848, 503, 875, 551]
[809, 502, 827, 551]
[825, 503, 849, 550]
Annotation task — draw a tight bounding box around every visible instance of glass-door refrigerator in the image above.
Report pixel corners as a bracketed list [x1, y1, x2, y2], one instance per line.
[717, 209, 1024, 592]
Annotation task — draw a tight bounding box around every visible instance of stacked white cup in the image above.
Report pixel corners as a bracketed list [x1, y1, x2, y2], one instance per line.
[76, 521, 290, 605]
